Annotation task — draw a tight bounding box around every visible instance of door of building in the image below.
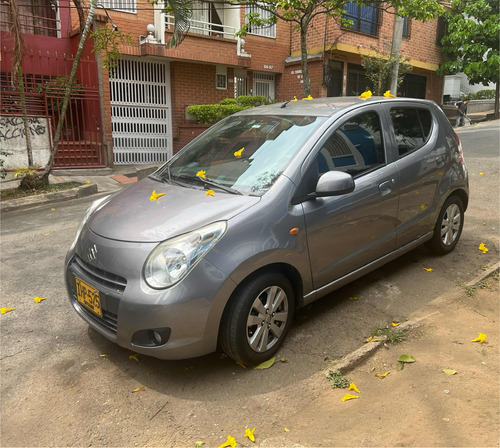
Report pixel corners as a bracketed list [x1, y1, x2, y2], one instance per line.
[326, 60, 343, 97]
[109, 57, 172, 165]
[253, 72, 275, 100]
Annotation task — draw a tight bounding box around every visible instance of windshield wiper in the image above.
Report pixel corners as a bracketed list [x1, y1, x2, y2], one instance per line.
[197, 175, 243, 195]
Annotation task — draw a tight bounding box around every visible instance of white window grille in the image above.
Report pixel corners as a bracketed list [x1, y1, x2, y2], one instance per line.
[216, 66, 227, 89]
[100, 0, 136, 13]
[166, 1, 235, 38]
[253, 72, 275, 100]
[245, 4, 276, 38]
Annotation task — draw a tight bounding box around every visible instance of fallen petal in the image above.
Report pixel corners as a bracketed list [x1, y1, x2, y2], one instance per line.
[391, 322, 401, 327]
[423, 267, 434, 272]
[375, 372, 390, 378]
[364, 336, 373, 343]
[132, 386, 145, 393]
[34, 296, 47, 303]
[443, 369, 457, 375]
[348, 383, 360, 393]
[206, 190, 215, 196]
[0, 307, 15, 314]
[218, 435, 237, 448]
[471, 333, 487, 343]
[348, 296, 358, 301]
[129, 354, 139, 361]
[196, 170, 206, 179]
[244, 427, 256, 442]
[341, 393, 359, 402]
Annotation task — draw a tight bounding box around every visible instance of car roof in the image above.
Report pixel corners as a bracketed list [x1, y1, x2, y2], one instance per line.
[235, 96, 435, 117]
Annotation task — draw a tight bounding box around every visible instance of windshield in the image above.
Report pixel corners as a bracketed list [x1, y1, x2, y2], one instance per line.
[155, 115, 325, 196]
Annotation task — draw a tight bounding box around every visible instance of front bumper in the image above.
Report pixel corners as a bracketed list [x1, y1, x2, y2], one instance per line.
[65, 226, 237, 359]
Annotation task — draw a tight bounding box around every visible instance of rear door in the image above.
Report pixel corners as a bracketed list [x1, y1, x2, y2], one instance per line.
[300, 107, 400, 290]
[383, 103, 444, 246]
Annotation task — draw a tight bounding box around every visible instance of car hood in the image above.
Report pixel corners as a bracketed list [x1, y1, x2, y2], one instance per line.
[88, 178, 260, 242]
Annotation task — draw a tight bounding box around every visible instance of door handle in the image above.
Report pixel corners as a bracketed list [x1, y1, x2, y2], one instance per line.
[379, 180, 393, 196]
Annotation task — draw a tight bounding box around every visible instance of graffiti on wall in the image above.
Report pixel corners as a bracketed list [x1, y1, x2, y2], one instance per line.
[0, 116, 47, 142]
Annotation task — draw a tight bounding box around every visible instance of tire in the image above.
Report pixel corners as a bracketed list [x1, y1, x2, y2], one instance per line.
[220, 272, 295, 366]
[427, 195, 464, 255]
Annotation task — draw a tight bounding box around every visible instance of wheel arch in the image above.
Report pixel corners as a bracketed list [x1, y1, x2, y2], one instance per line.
[450, 188, 469, 212]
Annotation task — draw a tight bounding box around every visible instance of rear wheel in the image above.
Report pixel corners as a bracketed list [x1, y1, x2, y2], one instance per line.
[220, 272, 295, 366]
[427, 195, 464, 254]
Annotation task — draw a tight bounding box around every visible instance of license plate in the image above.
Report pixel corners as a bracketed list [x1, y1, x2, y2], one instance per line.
[75, 277, 102, 317]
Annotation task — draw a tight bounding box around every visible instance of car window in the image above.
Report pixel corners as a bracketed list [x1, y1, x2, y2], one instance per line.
[317, 111, 385, 177]
[391, 108, 433, 157]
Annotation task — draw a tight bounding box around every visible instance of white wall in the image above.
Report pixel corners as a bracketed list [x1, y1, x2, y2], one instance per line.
[0, 116, 52, 169]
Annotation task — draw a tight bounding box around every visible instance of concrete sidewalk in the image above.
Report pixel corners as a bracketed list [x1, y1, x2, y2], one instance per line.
[0, 164, 157, 213]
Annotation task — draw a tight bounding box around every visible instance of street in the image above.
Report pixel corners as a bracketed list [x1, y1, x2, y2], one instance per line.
[1, 121, 498, 446]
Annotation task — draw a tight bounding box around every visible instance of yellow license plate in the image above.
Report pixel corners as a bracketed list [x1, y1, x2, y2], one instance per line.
[75, 277, 102, 317]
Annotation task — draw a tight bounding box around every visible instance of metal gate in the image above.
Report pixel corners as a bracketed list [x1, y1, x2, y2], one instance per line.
[109, 58, 172, 165]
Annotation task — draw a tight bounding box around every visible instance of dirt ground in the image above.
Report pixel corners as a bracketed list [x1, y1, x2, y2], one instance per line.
[2, 275, 497, 447]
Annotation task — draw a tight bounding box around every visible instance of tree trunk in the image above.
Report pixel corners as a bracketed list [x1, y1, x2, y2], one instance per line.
[389, 13, 404, 95]
[300, 25, 310, 96]
[43, 0, 97, 182]
[17, 66, 33, 167]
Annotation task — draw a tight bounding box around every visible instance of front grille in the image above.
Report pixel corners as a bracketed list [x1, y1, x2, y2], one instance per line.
[74, 255, 127, 293]
[74, 292, 118, 335]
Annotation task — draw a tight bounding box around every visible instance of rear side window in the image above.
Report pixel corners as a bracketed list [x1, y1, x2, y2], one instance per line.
[318, 111, 385, 177]
[391, 108, 433, 157]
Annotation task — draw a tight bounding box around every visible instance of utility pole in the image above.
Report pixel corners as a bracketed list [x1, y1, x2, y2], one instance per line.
[389, 11, 404, 94]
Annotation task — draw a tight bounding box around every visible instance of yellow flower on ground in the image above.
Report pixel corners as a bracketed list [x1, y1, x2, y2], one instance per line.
[284, 427, 290, 432]
[478, 243, 489, 254]
[302, 94, 313, 100]
[100, 354, 109, 357]
[471, 333, 487, 343]
[359, 90, 372, 99]
[348, 383, 360, 393]
[150, 190, 166, 201]
[348, 296, 358, 301]
[383, 90, 396, 98]
[206, 190, 215, 196]
[235, 361, 246, 368]
[196, 170, 206, 178]
[1, 307, 15, 314]
[292, 96, 298, 101]
[391, 322, 401, 327]
[479, 172, 485, 175]
[132, 386, 145, 393]
[219, 435, 237, 448]
[34, 296, 46, 303]
[234, 147, 244, 158]
[341, 393, 359, 402]
[244, 427, 256, 442]
[194, 442, 204, 447]
[375, 372, 390, 378]
[129, 354, 139, 361]
[365, 335, 373, 343]
[420, 204, 427, 210]
[423, 267, 434, 272]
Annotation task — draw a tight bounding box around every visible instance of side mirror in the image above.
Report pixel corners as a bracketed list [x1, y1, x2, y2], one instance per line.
[315, 171, 355, 197]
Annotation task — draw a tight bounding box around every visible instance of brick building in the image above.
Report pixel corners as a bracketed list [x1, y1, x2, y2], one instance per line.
[1, 1, 448, 168]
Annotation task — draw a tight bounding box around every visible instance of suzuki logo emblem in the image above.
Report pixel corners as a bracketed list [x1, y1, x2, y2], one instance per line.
[88, 244, 98, 262]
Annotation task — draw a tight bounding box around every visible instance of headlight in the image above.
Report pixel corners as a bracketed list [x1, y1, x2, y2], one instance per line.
[144, 221, 226, 289]
[70, 195, 110, 249]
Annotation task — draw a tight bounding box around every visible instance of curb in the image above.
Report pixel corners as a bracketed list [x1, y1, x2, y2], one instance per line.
[327, 261, 500, 375]
[0, 183, 98, 213]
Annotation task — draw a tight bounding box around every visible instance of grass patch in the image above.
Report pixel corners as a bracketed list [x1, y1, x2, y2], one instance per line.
[371, 327, 406, 344]
[459, 280, 491, 297]
[0, 182, 81, 201]
[327, 370, 350, 389]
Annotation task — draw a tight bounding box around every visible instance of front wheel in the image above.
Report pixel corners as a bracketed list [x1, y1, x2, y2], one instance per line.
[427, 195, 464, 254]
[220, 272, 295, 366]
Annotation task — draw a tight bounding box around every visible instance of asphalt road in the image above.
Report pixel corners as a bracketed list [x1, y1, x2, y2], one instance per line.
[1, 120, 498, 446]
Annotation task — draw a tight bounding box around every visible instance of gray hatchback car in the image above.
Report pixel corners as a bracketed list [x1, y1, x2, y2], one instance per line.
[66, 97, 468, 365]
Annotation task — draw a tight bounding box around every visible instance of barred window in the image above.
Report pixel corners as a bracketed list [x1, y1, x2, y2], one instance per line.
[245, 4, 276, 38]
[342, 2, 379, 37]
[100, 0, 136, 13]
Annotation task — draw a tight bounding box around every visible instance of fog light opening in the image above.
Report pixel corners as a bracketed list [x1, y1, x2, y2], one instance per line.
[152, 330, 163, 344]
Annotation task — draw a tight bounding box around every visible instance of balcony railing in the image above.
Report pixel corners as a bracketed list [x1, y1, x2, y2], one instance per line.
[0, 12, 60, 37]
[165, 14, 236, 39]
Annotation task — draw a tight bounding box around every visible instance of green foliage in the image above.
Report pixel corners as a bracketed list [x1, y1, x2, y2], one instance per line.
[187, 104, 248, 124]
[90, 25, 134, 72]
[327, 370, 350, 389]
[469, 89, 496, 100]
[219, 98, 238, 105]
[0, 149, 12, 179]
[187, 96, 270, 124]
[236, 95, 269, 107]
[437, 0, 500, 86]
[372, 327, 406, 344]
[362, 48, 412, 95]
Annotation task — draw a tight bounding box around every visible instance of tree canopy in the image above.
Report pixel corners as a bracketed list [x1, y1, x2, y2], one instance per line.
[438, 0, 499, 87]
[238, 0, 443, 96]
